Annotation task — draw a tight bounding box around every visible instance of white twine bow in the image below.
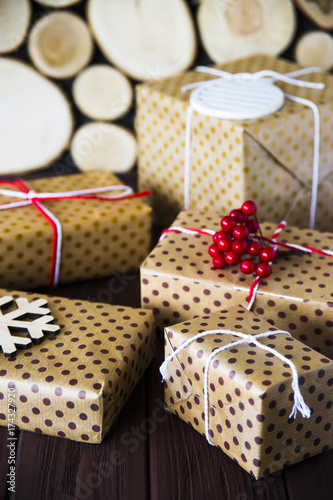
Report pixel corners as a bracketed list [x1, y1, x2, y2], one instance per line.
[0, 184, 134, 287]
[182, 66, 325, 229]
[160, 328, 311, 447]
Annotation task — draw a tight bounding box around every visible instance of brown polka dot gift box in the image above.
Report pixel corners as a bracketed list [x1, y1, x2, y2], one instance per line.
[136, 54, 333, 231]
[0, 289, 155, 443]
[140, 209, 333, 359]
[161, 304, 333, 479]
[0, 171, 151, 290]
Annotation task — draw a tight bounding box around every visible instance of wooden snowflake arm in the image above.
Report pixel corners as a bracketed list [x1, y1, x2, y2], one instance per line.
[4, 298, 50, 320]
[0, 296, 14, 316]
[0, 333, 31, 356]
[28, 317, 60, 340]
[0, 295, 59, 355]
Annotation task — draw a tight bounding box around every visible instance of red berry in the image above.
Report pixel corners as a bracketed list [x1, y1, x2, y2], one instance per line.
[213, 231, 225, 244]
[246, 219, 259, 233]
[225, 251, 241, 266]
[260, 247, 277, 263]
[221, 216, 237, 232]
[217, 236, 232, 252]
[241, 200, 257, 215]
[213, 254, 226, 269]
[233, 225, 249, 239]
[256, 262, 272, 278]
[208, 244, 220, 258]
[232, 239, 248, 255]
[248, 241, 262, 257]
[240, 259, 256, 275]
[230, 209, 248, 223]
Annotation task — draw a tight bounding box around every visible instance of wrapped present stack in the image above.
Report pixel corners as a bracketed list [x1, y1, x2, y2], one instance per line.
[1, 46, 333, 483]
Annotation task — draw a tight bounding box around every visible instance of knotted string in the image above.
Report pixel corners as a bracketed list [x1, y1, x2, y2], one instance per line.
[0, 179, 151, 287]
[160, 328, 311, 446]
[181, 66, 324, 229]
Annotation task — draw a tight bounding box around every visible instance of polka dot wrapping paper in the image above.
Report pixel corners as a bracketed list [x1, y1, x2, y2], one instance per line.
[0, 171, 151, 290]
[163, 304, 333, 479]
[136, 54, 333, 231]
[0, 288, 155, 443]
[141, 209, 333, 359]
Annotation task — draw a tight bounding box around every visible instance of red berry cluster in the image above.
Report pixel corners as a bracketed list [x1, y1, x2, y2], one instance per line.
[208, 200, 276, 278]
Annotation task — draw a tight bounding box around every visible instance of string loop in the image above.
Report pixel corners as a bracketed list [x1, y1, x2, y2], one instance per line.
[160, 328, 311, 447]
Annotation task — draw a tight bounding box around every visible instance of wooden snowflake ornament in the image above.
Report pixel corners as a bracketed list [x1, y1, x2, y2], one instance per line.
[0, 296, 60, 356]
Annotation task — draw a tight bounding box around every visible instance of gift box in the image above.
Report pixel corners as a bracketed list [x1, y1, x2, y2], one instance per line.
[0, 171, 151, 290]
[162, 304, 333, 478]
[141, 209, 333, 359]
[136, 54, 333, 230]
[0, 288, 155, 443]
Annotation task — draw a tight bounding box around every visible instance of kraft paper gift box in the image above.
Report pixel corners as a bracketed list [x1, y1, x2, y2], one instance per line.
[0, 171, 151, 290]
[0, 288, 155, 443]
[136, 54, 333, 230]
[141, 209, 333, 359]
[162, 304, 333, 479]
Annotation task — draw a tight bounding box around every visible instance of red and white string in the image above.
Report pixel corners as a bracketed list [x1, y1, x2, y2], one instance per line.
[0, 179, 151, 287]
[159, 222, 333, 310]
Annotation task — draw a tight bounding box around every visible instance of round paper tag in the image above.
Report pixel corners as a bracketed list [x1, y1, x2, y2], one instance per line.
[189, 79, 285, 120]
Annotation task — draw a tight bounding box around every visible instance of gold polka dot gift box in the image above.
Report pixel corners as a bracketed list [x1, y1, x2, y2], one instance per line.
[0, 289, 155, 443]
[0, 171, 151, 290]
[141, 209, 333, 360]
[161, 304, 333, 479]
[136, 54, 333, 231]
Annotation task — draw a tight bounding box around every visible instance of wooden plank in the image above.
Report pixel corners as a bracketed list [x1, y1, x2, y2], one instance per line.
[13, 377, 148, 500]
[147, 330, 289, 500]
[284, 449, 333, 500]
[0, 426, 13, 500]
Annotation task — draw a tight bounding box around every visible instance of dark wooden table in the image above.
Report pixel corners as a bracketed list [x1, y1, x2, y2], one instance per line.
[0, 168, 332, 500]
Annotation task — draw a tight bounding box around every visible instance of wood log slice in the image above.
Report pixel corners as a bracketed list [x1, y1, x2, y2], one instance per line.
[28, 11, 93, 79]
[73, 65, 133, 120]
[0, 58, 73, 174]
[87, 0, 197, 81]
[34, 0, 83, 7]
[295, 31, 333, 70]
[71, 122, 137, 173]
[0, 0, 31, 54]
[294, 0, 333, 29]
[197, 0, 296, 64]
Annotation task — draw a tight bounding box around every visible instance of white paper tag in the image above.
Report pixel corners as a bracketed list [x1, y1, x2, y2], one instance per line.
[189, 79, 285, 120]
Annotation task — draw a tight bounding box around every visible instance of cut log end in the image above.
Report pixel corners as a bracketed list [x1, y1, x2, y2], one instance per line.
[197, 0, 296, 64]
[28, 11, 93, 79]
[0, 58, 73, 174]
[0, 0, 31, 54]
[295, 31, 333, 71]
[87, 0, 197, 81]
[34, 0, 83, 7]
[73, 65, 133, 121]
[294, 0, 333, 29]
[71, 123, 137, 174]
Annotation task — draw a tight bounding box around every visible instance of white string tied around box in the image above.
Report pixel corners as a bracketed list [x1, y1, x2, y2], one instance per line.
[160, 328, 311, 447]
[181, 66, 325, 229]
